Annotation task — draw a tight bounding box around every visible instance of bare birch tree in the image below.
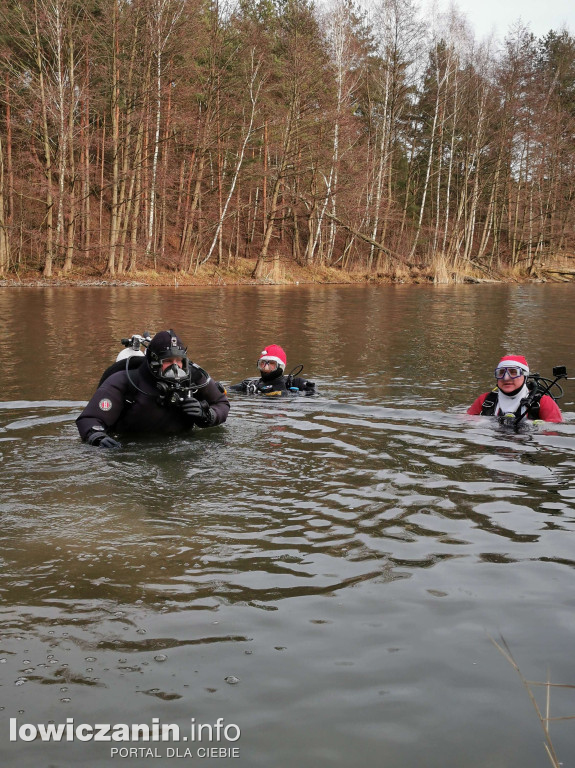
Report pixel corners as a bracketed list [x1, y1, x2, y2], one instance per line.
[145, 0, 184, 258]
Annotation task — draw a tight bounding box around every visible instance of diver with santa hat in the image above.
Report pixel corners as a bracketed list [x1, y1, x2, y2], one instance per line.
[229, 344, 315, 397]
[467, 354, 564, 425]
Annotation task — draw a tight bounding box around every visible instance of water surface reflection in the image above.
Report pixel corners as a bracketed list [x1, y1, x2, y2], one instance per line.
[1, 285, 574, 767]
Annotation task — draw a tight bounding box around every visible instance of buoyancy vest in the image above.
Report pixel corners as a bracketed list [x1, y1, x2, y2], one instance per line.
[480, 381, 541, 420]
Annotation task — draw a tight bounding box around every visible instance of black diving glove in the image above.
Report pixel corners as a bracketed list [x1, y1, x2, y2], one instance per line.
[181, 398, 216, 426]
[86, 427, 121, 449]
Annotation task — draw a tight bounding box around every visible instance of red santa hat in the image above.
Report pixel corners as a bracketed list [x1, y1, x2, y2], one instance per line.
[497, 355, 529, 374]
[258, 344, 286, 371]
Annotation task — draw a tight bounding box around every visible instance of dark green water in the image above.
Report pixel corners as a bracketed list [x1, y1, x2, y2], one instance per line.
[0, 284, 574, 767]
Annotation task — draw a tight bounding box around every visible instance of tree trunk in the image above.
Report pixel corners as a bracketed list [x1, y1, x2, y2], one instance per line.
[34, 0, 54, 276]
[63, 30, 76, 274]
[108, 0, 120, 275]
[0, 133, 8, 274]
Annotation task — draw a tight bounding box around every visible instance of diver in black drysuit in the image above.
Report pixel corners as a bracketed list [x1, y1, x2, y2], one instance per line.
[229, 343, 315, 397]
[76, 330, 229, 447]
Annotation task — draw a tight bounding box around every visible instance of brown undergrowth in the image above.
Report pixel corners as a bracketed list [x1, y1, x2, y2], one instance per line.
[0, 255, 571, 287]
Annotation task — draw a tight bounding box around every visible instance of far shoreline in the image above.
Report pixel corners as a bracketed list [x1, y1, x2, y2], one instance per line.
[1, 261, 571, 288]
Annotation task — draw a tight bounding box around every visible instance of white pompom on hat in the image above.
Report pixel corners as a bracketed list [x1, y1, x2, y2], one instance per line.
[258, 344, 287, 372]
[497, 355, 529, 374]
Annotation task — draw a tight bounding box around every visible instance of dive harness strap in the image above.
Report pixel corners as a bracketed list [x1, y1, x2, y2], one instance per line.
[479, 388, 499, 416]
[480, 382, 541, 420]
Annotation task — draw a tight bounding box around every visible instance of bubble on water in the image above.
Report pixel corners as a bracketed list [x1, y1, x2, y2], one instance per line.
[244, 650, 253, 655]
[22, 660, 31, 665]
[0, 658, 6, 663]
[60, 687, 68, 692]
[119, 658, 127, 663]
[136, 629, 147, 634]
[224, 676, 240, 685]
[85, 657, 96, 662]
[154, 654, 167, 663]
[60, 698, 71, 703]
[15, 678, 27, 686]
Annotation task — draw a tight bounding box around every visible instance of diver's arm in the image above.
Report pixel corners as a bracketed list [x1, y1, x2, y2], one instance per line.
[290, 376, 315, 392]
[76, 373, 128, 441]
[229, 380, 249, 392]
[467, 393, 489, 415]
[194, 377, 230, 426]
[538, 395, 563, 423]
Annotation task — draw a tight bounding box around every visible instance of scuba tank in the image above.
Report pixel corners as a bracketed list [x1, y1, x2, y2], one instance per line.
[115, 332, 152, 362]
[98, 332, 152, 386]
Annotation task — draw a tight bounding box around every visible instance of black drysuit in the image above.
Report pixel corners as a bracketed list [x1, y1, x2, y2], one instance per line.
[76, 360, 229, 440]
[229, 373, 315, 396]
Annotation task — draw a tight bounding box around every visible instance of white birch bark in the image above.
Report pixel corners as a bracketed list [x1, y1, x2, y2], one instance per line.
[146, 0, 184, 256]
[200, 52, 263, 266]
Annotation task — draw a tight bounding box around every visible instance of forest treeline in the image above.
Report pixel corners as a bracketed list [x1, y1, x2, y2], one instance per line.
[0, 0, 574, 281]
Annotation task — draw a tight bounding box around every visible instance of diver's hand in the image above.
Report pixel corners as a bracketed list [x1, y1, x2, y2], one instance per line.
[182, 398, 216, 426]
[238, 379, 257, 394]
[181, 398, 203, 418]
[98, 435, 122, 448]
[86, 428, 121, 449]
[199, 404, 216, 426]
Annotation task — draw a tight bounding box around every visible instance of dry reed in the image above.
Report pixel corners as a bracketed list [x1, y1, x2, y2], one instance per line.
[491, 635, 575, 767]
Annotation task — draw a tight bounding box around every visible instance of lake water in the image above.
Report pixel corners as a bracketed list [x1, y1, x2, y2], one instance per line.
[1, 284, 574, 767]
